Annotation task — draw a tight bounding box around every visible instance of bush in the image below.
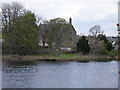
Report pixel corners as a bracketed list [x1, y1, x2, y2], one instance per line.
[101, 48, 109, 55]
[108, 51, 115, 58]
[89, 39, 108, 55]
[113, 50, 118, 57]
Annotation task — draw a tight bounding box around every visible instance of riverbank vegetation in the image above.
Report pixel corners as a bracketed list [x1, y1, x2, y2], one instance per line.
[2, 53, 114, 62]
[2, 2, 117, 62]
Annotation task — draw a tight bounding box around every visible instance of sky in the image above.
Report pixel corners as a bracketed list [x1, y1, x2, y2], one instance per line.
[0, 0, 119, 36]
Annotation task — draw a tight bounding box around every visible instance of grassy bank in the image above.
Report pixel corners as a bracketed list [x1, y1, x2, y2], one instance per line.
[2, 53, 116, 62]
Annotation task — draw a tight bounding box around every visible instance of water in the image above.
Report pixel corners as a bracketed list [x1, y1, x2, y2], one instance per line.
[2, 61, 118, 88]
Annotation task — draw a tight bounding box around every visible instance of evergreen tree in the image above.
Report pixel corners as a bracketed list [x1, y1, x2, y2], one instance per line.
[77, 36, 90, 54]
[107, 42, 112, 51]
[97, 34, 108, 44]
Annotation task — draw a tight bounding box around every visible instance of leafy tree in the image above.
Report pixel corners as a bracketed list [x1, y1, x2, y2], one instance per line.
[47, 18, 72, 49]
[97, 34, 112, 51]
[13, 11, 38, 55]
[77, 35, 90, 54]
[2, 2, 38, 55]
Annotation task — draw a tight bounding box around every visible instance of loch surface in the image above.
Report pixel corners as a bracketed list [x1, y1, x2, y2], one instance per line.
[2, 61, 118, 88]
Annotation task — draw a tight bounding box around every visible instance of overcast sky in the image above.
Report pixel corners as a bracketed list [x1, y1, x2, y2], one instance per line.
[0, 0, 119, 36]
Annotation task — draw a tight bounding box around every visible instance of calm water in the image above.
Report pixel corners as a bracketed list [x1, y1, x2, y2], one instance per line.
[2, 61, 118, 88]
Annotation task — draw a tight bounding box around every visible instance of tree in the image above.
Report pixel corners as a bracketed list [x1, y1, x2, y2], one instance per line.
[38, 20, 49, 47]
[13, 10, 38, 55]
[107, 42, 112, 51]
[93, 41, 108, 55]
[77, 35, 90, 54]
[2, 2, 38, 55]
[89, 37, 108, 55]
[97, 34, 112, 51]
[97, 34, 108, 44]
[89, 25, 103, 38]
[2, 2, 24, 54]
[47, 18, 71, 50]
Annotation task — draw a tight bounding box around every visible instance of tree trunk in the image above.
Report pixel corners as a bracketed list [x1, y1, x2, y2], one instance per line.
[42, 40, 45, 47]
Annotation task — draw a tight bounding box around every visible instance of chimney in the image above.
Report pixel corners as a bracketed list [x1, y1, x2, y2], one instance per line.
[69, 17, 72, 24]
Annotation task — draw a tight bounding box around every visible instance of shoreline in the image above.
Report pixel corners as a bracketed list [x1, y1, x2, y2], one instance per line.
[2, 54, 116, 62]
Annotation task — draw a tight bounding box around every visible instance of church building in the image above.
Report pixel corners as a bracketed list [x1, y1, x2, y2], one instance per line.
[61, 17, 77, 45]
[38, 17, 77, 49]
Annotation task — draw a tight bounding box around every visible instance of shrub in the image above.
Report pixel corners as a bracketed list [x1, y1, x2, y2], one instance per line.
[89, 39, 108, 55]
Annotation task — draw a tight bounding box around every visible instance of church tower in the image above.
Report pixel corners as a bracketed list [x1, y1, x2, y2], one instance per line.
[69, 17, 72, 24]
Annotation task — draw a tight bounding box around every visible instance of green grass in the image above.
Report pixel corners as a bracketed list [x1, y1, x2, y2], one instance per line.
[57, 54, 80, 60]
[56, 53, 114, 62]
[61, 44, 76, 47]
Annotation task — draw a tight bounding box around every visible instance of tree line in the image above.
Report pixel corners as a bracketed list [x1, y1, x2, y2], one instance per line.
[77, 25, 112, 55]
[1, 2, 73, 55]
[1, 2, 113, 56]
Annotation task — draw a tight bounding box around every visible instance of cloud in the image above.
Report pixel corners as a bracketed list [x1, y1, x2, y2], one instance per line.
[0, 0, 119, 36]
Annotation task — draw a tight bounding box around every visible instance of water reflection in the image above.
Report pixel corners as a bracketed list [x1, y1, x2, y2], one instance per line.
[2, 61, 118, 88]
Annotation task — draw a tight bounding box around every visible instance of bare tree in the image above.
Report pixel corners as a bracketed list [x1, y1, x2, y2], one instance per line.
[89, 25, 103, 38]
[89, 37, 105, 55]
[38, 20, 49, 47]
[1, 2, 24, 54]
[1, 2, 23, 32]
